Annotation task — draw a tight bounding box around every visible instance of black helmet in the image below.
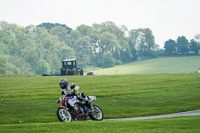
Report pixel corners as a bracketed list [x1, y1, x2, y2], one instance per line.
[59, 78, 68, 89]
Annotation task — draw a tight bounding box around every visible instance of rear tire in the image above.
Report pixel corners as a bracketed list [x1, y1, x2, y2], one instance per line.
[89, 105, 104, 121]
[57, 107, 72, 122]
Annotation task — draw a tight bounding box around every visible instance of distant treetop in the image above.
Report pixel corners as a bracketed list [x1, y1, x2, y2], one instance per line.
[37, 22, 72, 34]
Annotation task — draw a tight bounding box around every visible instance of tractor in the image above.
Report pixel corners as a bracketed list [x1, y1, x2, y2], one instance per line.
[60, 59, 83, 76]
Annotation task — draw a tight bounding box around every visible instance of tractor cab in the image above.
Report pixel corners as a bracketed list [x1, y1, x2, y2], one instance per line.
[60, 59, 83, 76]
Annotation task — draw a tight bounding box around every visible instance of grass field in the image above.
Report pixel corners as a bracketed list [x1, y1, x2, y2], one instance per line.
[1, 116, 200, 133]
[0, 73, 200, 132]
[94, 56, 200, 75]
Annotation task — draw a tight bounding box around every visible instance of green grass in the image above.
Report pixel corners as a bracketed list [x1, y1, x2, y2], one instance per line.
[0, 74, 200, 125]
[94, 56, 200, 75]
[0, 74, 200, 132]
[0, 116, 200, 133]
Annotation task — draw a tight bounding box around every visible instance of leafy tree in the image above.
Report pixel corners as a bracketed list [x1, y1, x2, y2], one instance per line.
[59, 45, 75, 60]
[22, 47, 40, 68]
[194, 34, 200, 43]
[177, 36, 189, 55]
[100, 51, 115, 68]
[35, 59, 51, 74]
[120, 40, 133, 62]
[6, 62, 20, 74]
[0, 22, 78, 74]
[65, 30, 81, 48]
[190, 39, 200, 54]
[164, 39, 177, 55]
[89, 32, 100, 53]
[144, 28, 155, 50]
[0, 55, 7, 74]
[8, 56, 33, 74]
[0, 23, 22, 56]
[92, 23, 104, 34]
[49, 26, 69, 41]
[74, 36, 92, 68]
[92, 21, 129, 59]
[37, 23, 72, 33]
[129, 28, 156, 56]
[101, 21, 125, 41]
[99, 32, 121, 55]
[76, 24, 93, 36]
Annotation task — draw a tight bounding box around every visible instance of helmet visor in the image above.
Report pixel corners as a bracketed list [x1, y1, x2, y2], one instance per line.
[60, 83, 66, 89]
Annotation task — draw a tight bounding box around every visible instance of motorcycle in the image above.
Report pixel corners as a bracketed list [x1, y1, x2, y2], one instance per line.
[56, 88, 104, 122]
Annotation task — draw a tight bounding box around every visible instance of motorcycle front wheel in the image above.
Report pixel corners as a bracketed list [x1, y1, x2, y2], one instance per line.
[89, 105, 104, 121]
[57, 107, 72, 122]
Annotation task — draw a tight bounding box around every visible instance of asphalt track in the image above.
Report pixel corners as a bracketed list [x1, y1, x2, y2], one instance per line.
[105, 109, 200, 121]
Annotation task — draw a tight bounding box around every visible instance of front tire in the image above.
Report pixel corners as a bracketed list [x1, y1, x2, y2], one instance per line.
[57, 107, 72, 122]
[89, 105, 104, 121]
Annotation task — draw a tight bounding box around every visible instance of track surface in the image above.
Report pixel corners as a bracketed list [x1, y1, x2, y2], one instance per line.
[105, 109, 200, 121]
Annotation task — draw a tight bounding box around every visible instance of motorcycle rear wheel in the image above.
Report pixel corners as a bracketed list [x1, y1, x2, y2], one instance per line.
[89, 105, 104, 121]
[57, 107, 72, 122]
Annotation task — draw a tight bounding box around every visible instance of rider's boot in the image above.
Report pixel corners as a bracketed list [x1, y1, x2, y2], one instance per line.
[87, 101, 94, 113]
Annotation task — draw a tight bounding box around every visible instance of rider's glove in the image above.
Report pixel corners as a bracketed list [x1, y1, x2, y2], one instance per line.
[75, 86, 79, 91]
[71, 83, 76, 89]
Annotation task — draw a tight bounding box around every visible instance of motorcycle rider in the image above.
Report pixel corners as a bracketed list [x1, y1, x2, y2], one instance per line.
[57, 78, 93, 111]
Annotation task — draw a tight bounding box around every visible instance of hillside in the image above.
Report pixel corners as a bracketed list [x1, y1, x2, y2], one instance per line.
[94, 56, 200, 75]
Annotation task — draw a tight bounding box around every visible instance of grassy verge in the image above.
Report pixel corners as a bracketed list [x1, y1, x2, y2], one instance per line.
[0, 116, 200, 133]
[0, 73, 200, 124]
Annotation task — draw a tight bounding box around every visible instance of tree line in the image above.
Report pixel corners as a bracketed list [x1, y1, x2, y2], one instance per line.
[0, 21, 199, 74]
[164, 35, 200, 55]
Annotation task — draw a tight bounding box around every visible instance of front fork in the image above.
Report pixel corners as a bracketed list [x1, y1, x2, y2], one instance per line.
[60, 106, 68, 114]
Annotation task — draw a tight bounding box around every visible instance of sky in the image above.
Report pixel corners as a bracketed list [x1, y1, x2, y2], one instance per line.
[0, 0, 200, 47]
